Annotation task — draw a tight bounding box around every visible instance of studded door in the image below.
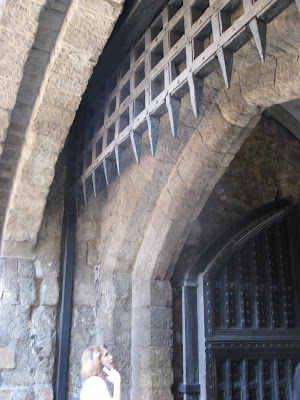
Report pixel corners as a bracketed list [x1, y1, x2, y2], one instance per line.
[203, 205, 300, 400]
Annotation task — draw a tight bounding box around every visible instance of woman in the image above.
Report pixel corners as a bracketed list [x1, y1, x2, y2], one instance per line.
[80, 345, 121, 400]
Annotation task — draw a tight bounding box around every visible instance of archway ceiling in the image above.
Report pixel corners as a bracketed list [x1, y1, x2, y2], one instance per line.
[0, 0, 299, 261]
[0, 0, 126, 258]
[87, 5, 299, 283]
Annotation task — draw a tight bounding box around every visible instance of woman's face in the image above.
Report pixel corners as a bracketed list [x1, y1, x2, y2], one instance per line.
[100, 348, 113, 369]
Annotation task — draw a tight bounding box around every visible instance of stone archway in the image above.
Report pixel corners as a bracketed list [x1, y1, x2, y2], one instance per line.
[129, 5, 300, 399]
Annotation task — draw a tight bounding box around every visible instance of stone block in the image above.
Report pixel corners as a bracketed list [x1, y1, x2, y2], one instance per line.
[132, 280, 151, 307]
[0, 76, 20, 96]
[39, 6, 64, 30]
[18, 260, 35, 278]
[0, 391, 12, 400]
[51, 57, 92, 80]
[47, 70, 89, 97]
[87, 240, 100, 266]
[78, 0, 123, 20]
[217, 79, 261, 128]
[4, 133, 23, 146]
[151, 280, 172, 307]
[35, 260, 60, 279]
[0, 128, 7, 145]
[150, 328, 173, 347]
[140, 366, 173, 389]
[0, 27, 33, 51]
[69, 10, 115, 40]
[15, 181, 50, 198]
[43, 87, 81, 112]
[151, 307, 172, 330]
[17, 80, 40, 107]
[71, 307, 96, 344]
[34, 104, 75, 127]
[113, 306, 131, 330]
[34, 26, 60, 52]
[56, 41, 97, 65]
[0, 62, 23, 81]
[0, 109, 12, 130]
[1, 240, 36, 259]
[40, 278, 59, 306]
[19, 277, 37, 306]
[2, 258, 18, 279]
[5, 207, 45, 243]
[0, 40, 28, 68]
[18, 164, 55, 188]
[1, 366, 34, 386]
[0, 146, 19, 164]
[31, 306, 56, 342]
[0, 93, 16, 109]
[10, 102, 32, 125]
[23, 49, 49, 80]
[47, 0, 69, 13]
[0, 347, 15, 370]
[132, 327, 150, 347]
[76, 219, 97, 241]
[22, 148, 59, 171]
[0, 276, 19, 305]
[0, 323, 12, 347]
[11, 388, 34, 400]
[1, 1, 42, 35]
[276, 51, 300, 101]
[62, 26, 106, 60]
[240, 58, 278, 108]
[35, 386, 53, 400]
[73, 281, 97, 306]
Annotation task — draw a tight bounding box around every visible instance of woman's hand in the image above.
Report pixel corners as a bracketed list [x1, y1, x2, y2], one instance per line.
[106, 369, 121, 386]
[106, 369, 121, 400]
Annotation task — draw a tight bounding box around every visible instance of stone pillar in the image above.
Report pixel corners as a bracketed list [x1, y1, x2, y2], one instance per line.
[0, 258, 58, 399]
[96, 273, 132, 400]
[131, 279, 173, 400]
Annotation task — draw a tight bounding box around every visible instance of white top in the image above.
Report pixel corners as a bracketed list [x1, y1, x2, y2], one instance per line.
[80, 376, 112, 400]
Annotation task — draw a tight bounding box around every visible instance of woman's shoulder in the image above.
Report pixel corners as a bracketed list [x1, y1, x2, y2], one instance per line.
[83, 375, 106, 388]
[81, 375, 109, 400]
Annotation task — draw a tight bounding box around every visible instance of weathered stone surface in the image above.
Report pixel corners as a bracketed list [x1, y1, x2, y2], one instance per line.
[31, 306, 56, 343]
[19, 277, 37, 306]
[78, 0, 123, 19]
[0, 348, 15, 370]
[73, 281, 97, 306]
[0, 271, 19, 305]
[34, 386, 53, 400]
[35, 260, 60, 279]
[40, 278, 59, 306]
[0, 3, 299, 400]
[68, 10, 116, 40]
[0, 109, 11, 130]
[18, 260, 35, 278]
[70, 307, 96, 355]
[11, 388, 34, 400]
[43, 87, 82, 112]
[0, 391, 12, 400]
[0, 241, 36, 259]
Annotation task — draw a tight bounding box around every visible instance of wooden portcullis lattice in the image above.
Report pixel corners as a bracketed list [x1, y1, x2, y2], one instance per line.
[74, 0, 300, 210]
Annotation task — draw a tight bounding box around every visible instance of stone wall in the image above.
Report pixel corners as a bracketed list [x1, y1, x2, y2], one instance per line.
[0, 155, 65, 399]
[67, 108, 187, 399]
[0, 3, 298, 399]
[68, 5, 300, 399]
[172, 113, 300, 395]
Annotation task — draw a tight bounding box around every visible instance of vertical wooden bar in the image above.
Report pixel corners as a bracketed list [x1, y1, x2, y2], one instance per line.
[182, 280, 200, 400]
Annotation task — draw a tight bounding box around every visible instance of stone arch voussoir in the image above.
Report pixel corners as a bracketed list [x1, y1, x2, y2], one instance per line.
[133, 47, 300, 282]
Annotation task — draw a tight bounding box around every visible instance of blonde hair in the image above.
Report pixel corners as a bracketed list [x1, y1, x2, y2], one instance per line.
[81, 345, 106, 378]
